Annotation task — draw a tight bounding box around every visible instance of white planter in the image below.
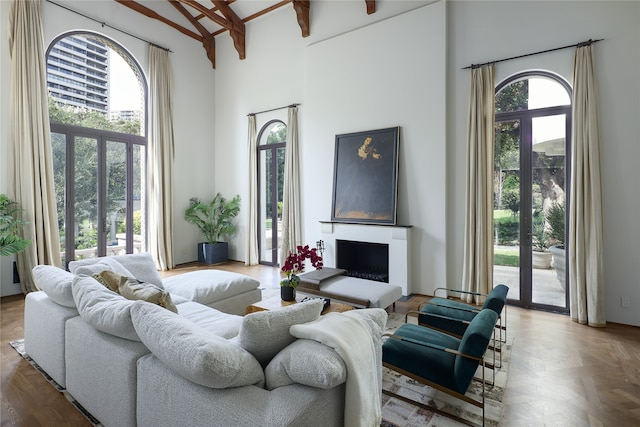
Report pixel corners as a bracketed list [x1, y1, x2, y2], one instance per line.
[550, 245, 566, 290]
[532, 251, 552, 269]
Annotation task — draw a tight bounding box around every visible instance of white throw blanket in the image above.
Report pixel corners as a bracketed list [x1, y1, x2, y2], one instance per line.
[290, 312, 381, 427]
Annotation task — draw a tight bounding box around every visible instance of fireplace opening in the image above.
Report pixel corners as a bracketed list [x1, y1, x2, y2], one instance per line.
[336, 239, 389, 283]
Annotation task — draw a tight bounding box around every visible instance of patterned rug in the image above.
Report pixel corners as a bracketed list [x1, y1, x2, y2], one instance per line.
[10, 304, 511, 427]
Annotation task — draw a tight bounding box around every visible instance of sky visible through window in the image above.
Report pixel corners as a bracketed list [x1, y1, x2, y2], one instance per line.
[109, 48, 141, 113]
[529, 78, 570, 147]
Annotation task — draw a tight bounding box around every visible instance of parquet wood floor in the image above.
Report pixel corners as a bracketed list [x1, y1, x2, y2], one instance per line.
[1, 262, 638, 426]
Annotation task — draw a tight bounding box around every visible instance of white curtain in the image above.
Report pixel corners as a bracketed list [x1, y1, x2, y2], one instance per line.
[147, 46, 175, 270]
[279, 106, 302, 263]
[245, 115, 259, 265]
[569, 44, 606, 327]
[8, 0, 61, 293]
[461, 65, 495, 303]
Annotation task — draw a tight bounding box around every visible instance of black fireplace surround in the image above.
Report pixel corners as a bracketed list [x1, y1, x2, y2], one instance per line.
[336, 239, 389, 283]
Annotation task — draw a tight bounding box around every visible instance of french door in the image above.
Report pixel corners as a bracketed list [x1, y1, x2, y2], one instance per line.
[493, 73, 570, 312]
[257, 120, 286, 266]
[51, 123, 146, 267]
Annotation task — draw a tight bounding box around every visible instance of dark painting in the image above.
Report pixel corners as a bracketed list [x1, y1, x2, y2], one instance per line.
[331, 127, 400, 224]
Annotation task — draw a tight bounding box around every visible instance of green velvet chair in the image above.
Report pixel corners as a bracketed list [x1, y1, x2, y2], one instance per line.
[409, 284, 509, 374]
[416, 284, 509, 338]
[382, 308, 499, 427]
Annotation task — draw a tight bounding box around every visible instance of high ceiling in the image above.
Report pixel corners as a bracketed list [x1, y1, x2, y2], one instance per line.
[115, 0, 376, 68]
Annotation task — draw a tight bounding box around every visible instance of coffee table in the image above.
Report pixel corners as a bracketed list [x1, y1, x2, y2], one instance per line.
[245, 293, 355, 315]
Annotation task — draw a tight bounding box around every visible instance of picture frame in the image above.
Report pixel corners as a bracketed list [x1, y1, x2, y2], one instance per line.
[331, 126, 400, 225]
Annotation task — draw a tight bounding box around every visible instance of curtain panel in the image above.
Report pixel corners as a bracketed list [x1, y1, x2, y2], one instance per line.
[279, 107, 302, 263]
[147, 46, 175, 271]
[245, 115, 259, 265]
[461, 65, 495, 304]
[569, 44, 606, 327]
[8, 0, 62, 293]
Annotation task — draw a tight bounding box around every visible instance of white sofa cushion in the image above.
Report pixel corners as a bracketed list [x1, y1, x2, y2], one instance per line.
[234, 299, 323, 366]
[72, 257, 134, 279]
[176, 301, 242, 339]
[69, 253, 164, 289]
[71, 275, 141, 341]
[162, 270, 259, 305]
[264, 339, 346, 390]
[109, 253, 164, 288]
[32, 265, 76, 308]
[130, 301, 264, 389]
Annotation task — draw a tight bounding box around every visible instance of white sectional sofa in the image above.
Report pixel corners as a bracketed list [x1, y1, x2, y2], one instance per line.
[23, 253, 387, 426]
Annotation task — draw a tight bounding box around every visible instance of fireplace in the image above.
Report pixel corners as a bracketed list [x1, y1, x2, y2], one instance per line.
[336, 240, 389, 283]
[320, 221, 412, 295]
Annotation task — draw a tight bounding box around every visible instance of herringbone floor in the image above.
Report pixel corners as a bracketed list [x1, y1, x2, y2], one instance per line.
[1, 262, 639, 426]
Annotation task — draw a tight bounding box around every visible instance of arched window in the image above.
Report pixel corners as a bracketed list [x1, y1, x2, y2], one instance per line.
[46, 32, 147, 266]
[257, 120, 287, 266]
[493, 71, 571, 312]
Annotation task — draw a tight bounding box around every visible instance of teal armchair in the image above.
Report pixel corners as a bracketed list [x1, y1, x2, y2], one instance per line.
[382, 308, 499, 426]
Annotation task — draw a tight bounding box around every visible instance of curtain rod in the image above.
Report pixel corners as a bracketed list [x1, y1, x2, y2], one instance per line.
[45, 0, 172, 53]
[248, 103, 300, 117]
[462, 38, 603, 70]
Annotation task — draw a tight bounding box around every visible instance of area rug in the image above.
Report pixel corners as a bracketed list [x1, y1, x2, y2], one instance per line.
[10, 305, 511, 427]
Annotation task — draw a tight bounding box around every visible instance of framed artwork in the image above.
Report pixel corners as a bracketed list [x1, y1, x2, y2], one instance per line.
[331, 126, 400, 224]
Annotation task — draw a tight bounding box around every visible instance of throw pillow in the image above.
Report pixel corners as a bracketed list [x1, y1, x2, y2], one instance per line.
[91, 270, 178, 313]
[31, 265, 76, 308]
[130, 301, 264, 389]
[71, 275, 141, 341]
[235, 299, 323, 367]
[119, 278, 178, 313]
[92, 270, 129, 292]
[264, 339, 346, 390]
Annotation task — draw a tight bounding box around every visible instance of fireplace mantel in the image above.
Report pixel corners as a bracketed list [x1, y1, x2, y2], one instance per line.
[319, 221, 412, 296]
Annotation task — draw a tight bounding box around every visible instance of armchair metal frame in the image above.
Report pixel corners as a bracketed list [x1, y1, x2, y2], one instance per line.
[404, 310, 500, 385]
[431, 287, 508, 345]
[382, 333, 489, 427]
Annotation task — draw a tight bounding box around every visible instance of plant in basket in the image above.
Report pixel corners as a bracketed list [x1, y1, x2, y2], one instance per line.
[280, 245, 323, 301]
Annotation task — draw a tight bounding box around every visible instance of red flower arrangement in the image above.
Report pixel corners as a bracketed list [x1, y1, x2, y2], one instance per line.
[280, 245, 323, 288]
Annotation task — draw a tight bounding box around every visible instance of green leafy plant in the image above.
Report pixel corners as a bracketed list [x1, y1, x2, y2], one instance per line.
[545, 201, 565, 248]
[0, 194, 31, 256]
[532, 212, 549, 252]
[184, 193, 241, 244]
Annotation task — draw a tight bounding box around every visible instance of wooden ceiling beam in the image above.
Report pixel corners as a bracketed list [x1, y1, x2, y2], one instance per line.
[211, 0, 246, 60]
[176, 0, 231, 29]
[114, 0, 201, 41]
[365, 0, 376, 15]
[169, 1, 216, 69]
[292, 0, 310, 37]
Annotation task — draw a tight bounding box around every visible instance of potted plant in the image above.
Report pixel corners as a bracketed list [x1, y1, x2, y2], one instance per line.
[184, 193, 240, 265]
[531, 212, 552, 269]
[280, 245, 323, 301]
[546, 201, 566, 289]
[0, 194, 31, 256]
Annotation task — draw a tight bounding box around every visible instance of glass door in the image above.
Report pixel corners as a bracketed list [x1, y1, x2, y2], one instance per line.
[52, 124, 146, 266]
[493, 73, 570, 312]
[258, 120, 286, 266]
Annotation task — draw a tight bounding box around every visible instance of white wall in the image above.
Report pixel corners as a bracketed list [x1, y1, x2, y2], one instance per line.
[0, 0, 216, 295]
[447, 1, 640, 326]
[214, 1, 446, 294]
